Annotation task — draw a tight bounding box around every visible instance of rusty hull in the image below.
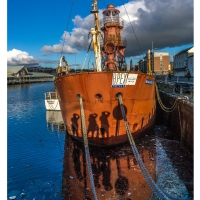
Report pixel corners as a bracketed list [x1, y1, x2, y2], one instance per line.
[55, 71, 156, 146]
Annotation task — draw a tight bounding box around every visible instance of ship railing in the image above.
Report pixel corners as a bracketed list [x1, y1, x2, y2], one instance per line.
[100, 37, 127, 47]
[45, 91, 58, 100]
[100, 16, 124, 28]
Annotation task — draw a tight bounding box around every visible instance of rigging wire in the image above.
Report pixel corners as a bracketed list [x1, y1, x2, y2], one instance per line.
[120, 0, 143, 56]
[60, 0, 75, 55]
[82, 37, 93, 70]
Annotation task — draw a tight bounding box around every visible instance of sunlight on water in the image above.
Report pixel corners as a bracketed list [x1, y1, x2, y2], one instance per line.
[7, 82, 65, 200]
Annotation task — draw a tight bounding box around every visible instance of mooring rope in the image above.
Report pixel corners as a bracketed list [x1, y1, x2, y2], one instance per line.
[78, 95, 98, 200]
[117, 93, 190, 200]
[76, 92, 188, 200]
[117, 93, 170, 200]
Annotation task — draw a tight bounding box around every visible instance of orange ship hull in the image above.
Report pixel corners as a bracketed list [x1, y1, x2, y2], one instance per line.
[55, 71, 156, 146]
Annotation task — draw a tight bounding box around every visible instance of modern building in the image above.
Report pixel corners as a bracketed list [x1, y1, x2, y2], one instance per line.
[173, 46, 194, 77]
[188, 55, 194, 77]
[152, 52, 169, 75]
[7, 66, 54, 85]
[138, 51, 169, 75]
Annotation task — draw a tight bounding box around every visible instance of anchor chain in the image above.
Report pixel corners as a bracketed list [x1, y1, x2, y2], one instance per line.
[78, 95, 98, 200]
[117, 93, 169, 200]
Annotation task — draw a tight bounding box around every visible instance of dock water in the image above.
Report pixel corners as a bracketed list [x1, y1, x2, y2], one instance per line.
[7, 81, 194, 199]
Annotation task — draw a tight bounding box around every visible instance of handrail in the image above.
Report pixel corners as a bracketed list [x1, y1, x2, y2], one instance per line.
[100, 16, 124, 28]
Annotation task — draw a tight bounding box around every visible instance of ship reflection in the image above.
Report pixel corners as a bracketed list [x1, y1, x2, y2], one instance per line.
[62, 134, 156, 200]
[46, 111, 66, 132]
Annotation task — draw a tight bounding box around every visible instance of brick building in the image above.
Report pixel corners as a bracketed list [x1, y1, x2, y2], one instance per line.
[138, 51, 169, 75]
[152, 52, 169, 75]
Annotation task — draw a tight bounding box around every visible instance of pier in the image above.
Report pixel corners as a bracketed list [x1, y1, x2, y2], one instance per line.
[7, 66, 54, 85]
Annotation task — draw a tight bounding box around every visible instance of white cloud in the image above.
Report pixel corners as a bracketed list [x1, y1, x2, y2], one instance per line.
[41, 44, 78, 54]
[41, 0, 193, 57]
[7, 49, 40, 67]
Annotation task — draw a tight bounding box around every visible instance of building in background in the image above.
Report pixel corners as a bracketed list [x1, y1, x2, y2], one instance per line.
[188, 55, 194, 77]
[152, 52, 169, 75]
[173, 46, 194, 77]
[138, 51, 169, 75]
[7, 66, 54, 85]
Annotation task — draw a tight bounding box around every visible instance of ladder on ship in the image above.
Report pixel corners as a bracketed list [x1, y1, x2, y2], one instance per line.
[78, 93, 186, 200]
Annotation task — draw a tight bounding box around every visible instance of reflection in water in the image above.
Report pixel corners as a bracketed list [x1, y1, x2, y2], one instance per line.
[62, 133, 156, 200]
[115, 158, 129, 197]
[62, 125, 193, 199]
[8, 82, 65, 199]
[46, 111, 66, 132]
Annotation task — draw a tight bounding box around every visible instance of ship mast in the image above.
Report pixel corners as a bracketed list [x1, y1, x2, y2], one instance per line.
[147, 50, 152, 75]
[90, 0, 102, 72]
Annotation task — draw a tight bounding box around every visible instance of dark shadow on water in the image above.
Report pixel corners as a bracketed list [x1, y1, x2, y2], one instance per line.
[115, 157, 129, 197]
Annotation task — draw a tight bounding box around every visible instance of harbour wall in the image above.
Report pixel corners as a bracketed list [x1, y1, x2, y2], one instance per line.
[156, 91, 193, 154]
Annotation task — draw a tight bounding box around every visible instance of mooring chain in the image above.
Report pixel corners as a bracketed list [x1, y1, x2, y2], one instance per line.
[155, 83, 178, 113]
[117, 93, 170, 200]
[78, 95, 98, 200]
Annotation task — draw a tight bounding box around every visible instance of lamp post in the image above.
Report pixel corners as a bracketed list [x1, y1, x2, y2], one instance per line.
[151, 47, 158, 74]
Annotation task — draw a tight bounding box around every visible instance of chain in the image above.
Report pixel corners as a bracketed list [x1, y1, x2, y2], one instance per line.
[155, 83, 178, 112]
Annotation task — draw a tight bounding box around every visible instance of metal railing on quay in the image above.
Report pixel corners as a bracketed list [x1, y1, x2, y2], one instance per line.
[156, 81, 194, 103]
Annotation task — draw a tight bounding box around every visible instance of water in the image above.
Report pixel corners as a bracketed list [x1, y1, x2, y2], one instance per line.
[7, 82, 65, 200]
[7, 82, 193, 200]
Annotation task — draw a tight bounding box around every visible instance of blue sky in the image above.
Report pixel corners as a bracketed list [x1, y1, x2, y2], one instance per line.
[5, 0, 194, 69]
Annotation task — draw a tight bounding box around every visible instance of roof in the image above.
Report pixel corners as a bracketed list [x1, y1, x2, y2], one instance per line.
[188, 55, 194, 58]
[175, 46, 193, 56]
[7, 66, 54, 78]
[7, 66, 26, 73]
[26, 72, 54, 77]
